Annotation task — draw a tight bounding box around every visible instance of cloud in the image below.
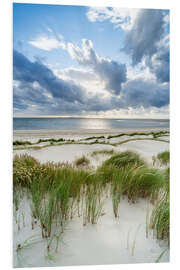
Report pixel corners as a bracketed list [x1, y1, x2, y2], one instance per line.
[67, 39, 127, 95]
[86, 7, 140, 31]
[123, 9, 168, 65]
[147, 35, 170, 82]
[13, 82, 84, 115]
[56, 67, 98, 83]
[86, 8, 169, 83]
[119, 79, 169, 108]
[13, 50, 85, 104]
[29, 35, 66, 51]
[13, 50, 169, 117]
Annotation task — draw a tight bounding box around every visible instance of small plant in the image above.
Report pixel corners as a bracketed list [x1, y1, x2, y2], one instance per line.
[155, 248, 169, 263]
[74, 155, 90, 167]
[91, 149, 115, 157]
[131, 225, 141, 256]
[16, 235, 40, 252]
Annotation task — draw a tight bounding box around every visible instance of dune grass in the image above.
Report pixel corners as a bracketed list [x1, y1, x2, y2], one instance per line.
[13, 140, 32, 146]
[83, 183, 104, 225]
[13, 150, 170, 255]
[153, 151, 170, 167]
[150, 191, 169, 242]
[13, 137, 75, 146]
[91, 149, 115, 157]
[80, 135, 105, 141]
[74, 155, 90, 167]
[107, 130, 169, 140]
[102, 150, 146, 169]
[150, 166, 169, 243]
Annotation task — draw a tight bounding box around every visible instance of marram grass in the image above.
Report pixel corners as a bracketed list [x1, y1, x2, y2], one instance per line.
[74, 155, 90, 167]
[150, 167, 170, 243]
[102, 150, 147, 169]
[13, 150, 170, 255]
[153, 151, 170, 167]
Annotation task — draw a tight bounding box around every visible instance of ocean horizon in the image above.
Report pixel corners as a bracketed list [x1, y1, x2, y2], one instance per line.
[13, 117, 169, 130]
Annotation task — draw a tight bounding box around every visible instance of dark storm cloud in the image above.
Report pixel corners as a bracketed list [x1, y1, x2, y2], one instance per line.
[148, 46, 170, 83]
[13, 94, 28, 110]
[68, 39, 127, 95]
[13, 77, 169, 115]
[119, 79, 169, 108]
[13, 50, 85, 104]
[13, 81, 85, 115]
[123, 9, 167, 65]
[13, 81, 52, 108]
[13, 49, 169, 116]
[96, 58, 127, 95]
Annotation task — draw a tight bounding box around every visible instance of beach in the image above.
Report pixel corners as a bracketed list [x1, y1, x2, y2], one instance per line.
[13, 128, 170, 267]
[12, 3, 171, 268]
[13, 128, 169, 166]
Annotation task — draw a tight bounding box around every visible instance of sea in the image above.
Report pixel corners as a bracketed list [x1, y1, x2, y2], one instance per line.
[13, 118, 169, 130]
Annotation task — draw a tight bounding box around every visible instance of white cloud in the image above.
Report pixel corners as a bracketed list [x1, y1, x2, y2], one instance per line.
[67, 39, 127, 95]
[127, 59, 156, 81]
[86, 7, 140, 31]
[29, 35, 66, 51]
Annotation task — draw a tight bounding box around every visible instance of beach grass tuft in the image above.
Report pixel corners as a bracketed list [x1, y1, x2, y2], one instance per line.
[91, 149, 115, 157]
[74, 155, 90, 167]
[153, 151, 170, 167]
[102, 150, 146, 169]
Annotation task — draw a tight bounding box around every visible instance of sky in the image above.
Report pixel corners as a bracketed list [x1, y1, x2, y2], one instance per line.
[13, 3, 170, 118]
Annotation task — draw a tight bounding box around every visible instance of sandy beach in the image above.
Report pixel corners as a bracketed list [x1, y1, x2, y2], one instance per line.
[13, 127, 169, 139]
[13, 128, 169, 166]
[13, 128, 170, 267]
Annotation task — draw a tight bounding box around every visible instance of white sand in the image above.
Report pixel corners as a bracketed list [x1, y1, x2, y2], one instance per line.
[13, 196, 169, 268]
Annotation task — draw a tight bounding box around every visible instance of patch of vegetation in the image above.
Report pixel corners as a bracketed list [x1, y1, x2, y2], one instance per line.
[153, 151, 170, 166]
[37, 138, 65, 144]
[150, 191, 169, 242]
[80, 135, 105, 141]
[83, 184, 104, 225]
[107, 130, 169, 140]
[98, 164, 165, 203]
[13, 140, 32, 146]
[13, 137, 75, 147]
[102, 150, 146, 169]
[150, 164, 169, 243]
[152, 131, 169, 139]
[91, 149, 115, 157]
[74, 155, 90, 167]
[13, 150, 170, 256]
